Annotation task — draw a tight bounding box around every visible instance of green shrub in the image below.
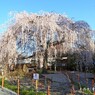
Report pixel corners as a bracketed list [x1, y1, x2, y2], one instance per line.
[27, 91, 35, 95]
[37, 92, 46, 95]
[20, 90, 29, 95]
[37, 69, 43, 74]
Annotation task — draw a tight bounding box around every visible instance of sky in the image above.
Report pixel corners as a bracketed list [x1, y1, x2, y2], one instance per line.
[0, 0, 95, 32]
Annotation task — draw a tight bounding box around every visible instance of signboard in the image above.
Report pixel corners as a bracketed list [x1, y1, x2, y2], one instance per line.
[33, 73, 39, 80]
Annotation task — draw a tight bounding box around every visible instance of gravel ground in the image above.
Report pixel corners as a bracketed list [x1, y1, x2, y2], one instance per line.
[42, 71, 95, 95]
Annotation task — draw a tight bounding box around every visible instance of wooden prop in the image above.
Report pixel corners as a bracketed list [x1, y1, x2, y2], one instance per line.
[17, 78, 20, 95]
[47, 85, 50, 95]
[2, 77, 4, 89]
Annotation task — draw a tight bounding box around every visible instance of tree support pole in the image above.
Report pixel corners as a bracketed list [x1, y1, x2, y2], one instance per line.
[17, 78, 20, 95]
[2, 77, 4, 89]
[47, 85, 50, 95]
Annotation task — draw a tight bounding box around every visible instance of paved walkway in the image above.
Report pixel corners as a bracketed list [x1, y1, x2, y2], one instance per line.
[0, 87, 17, 95]
[0, 88, 7, 95]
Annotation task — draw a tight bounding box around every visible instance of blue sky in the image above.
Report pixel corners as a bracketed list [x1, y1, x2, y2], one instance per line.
[0, 0, 95, 32]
